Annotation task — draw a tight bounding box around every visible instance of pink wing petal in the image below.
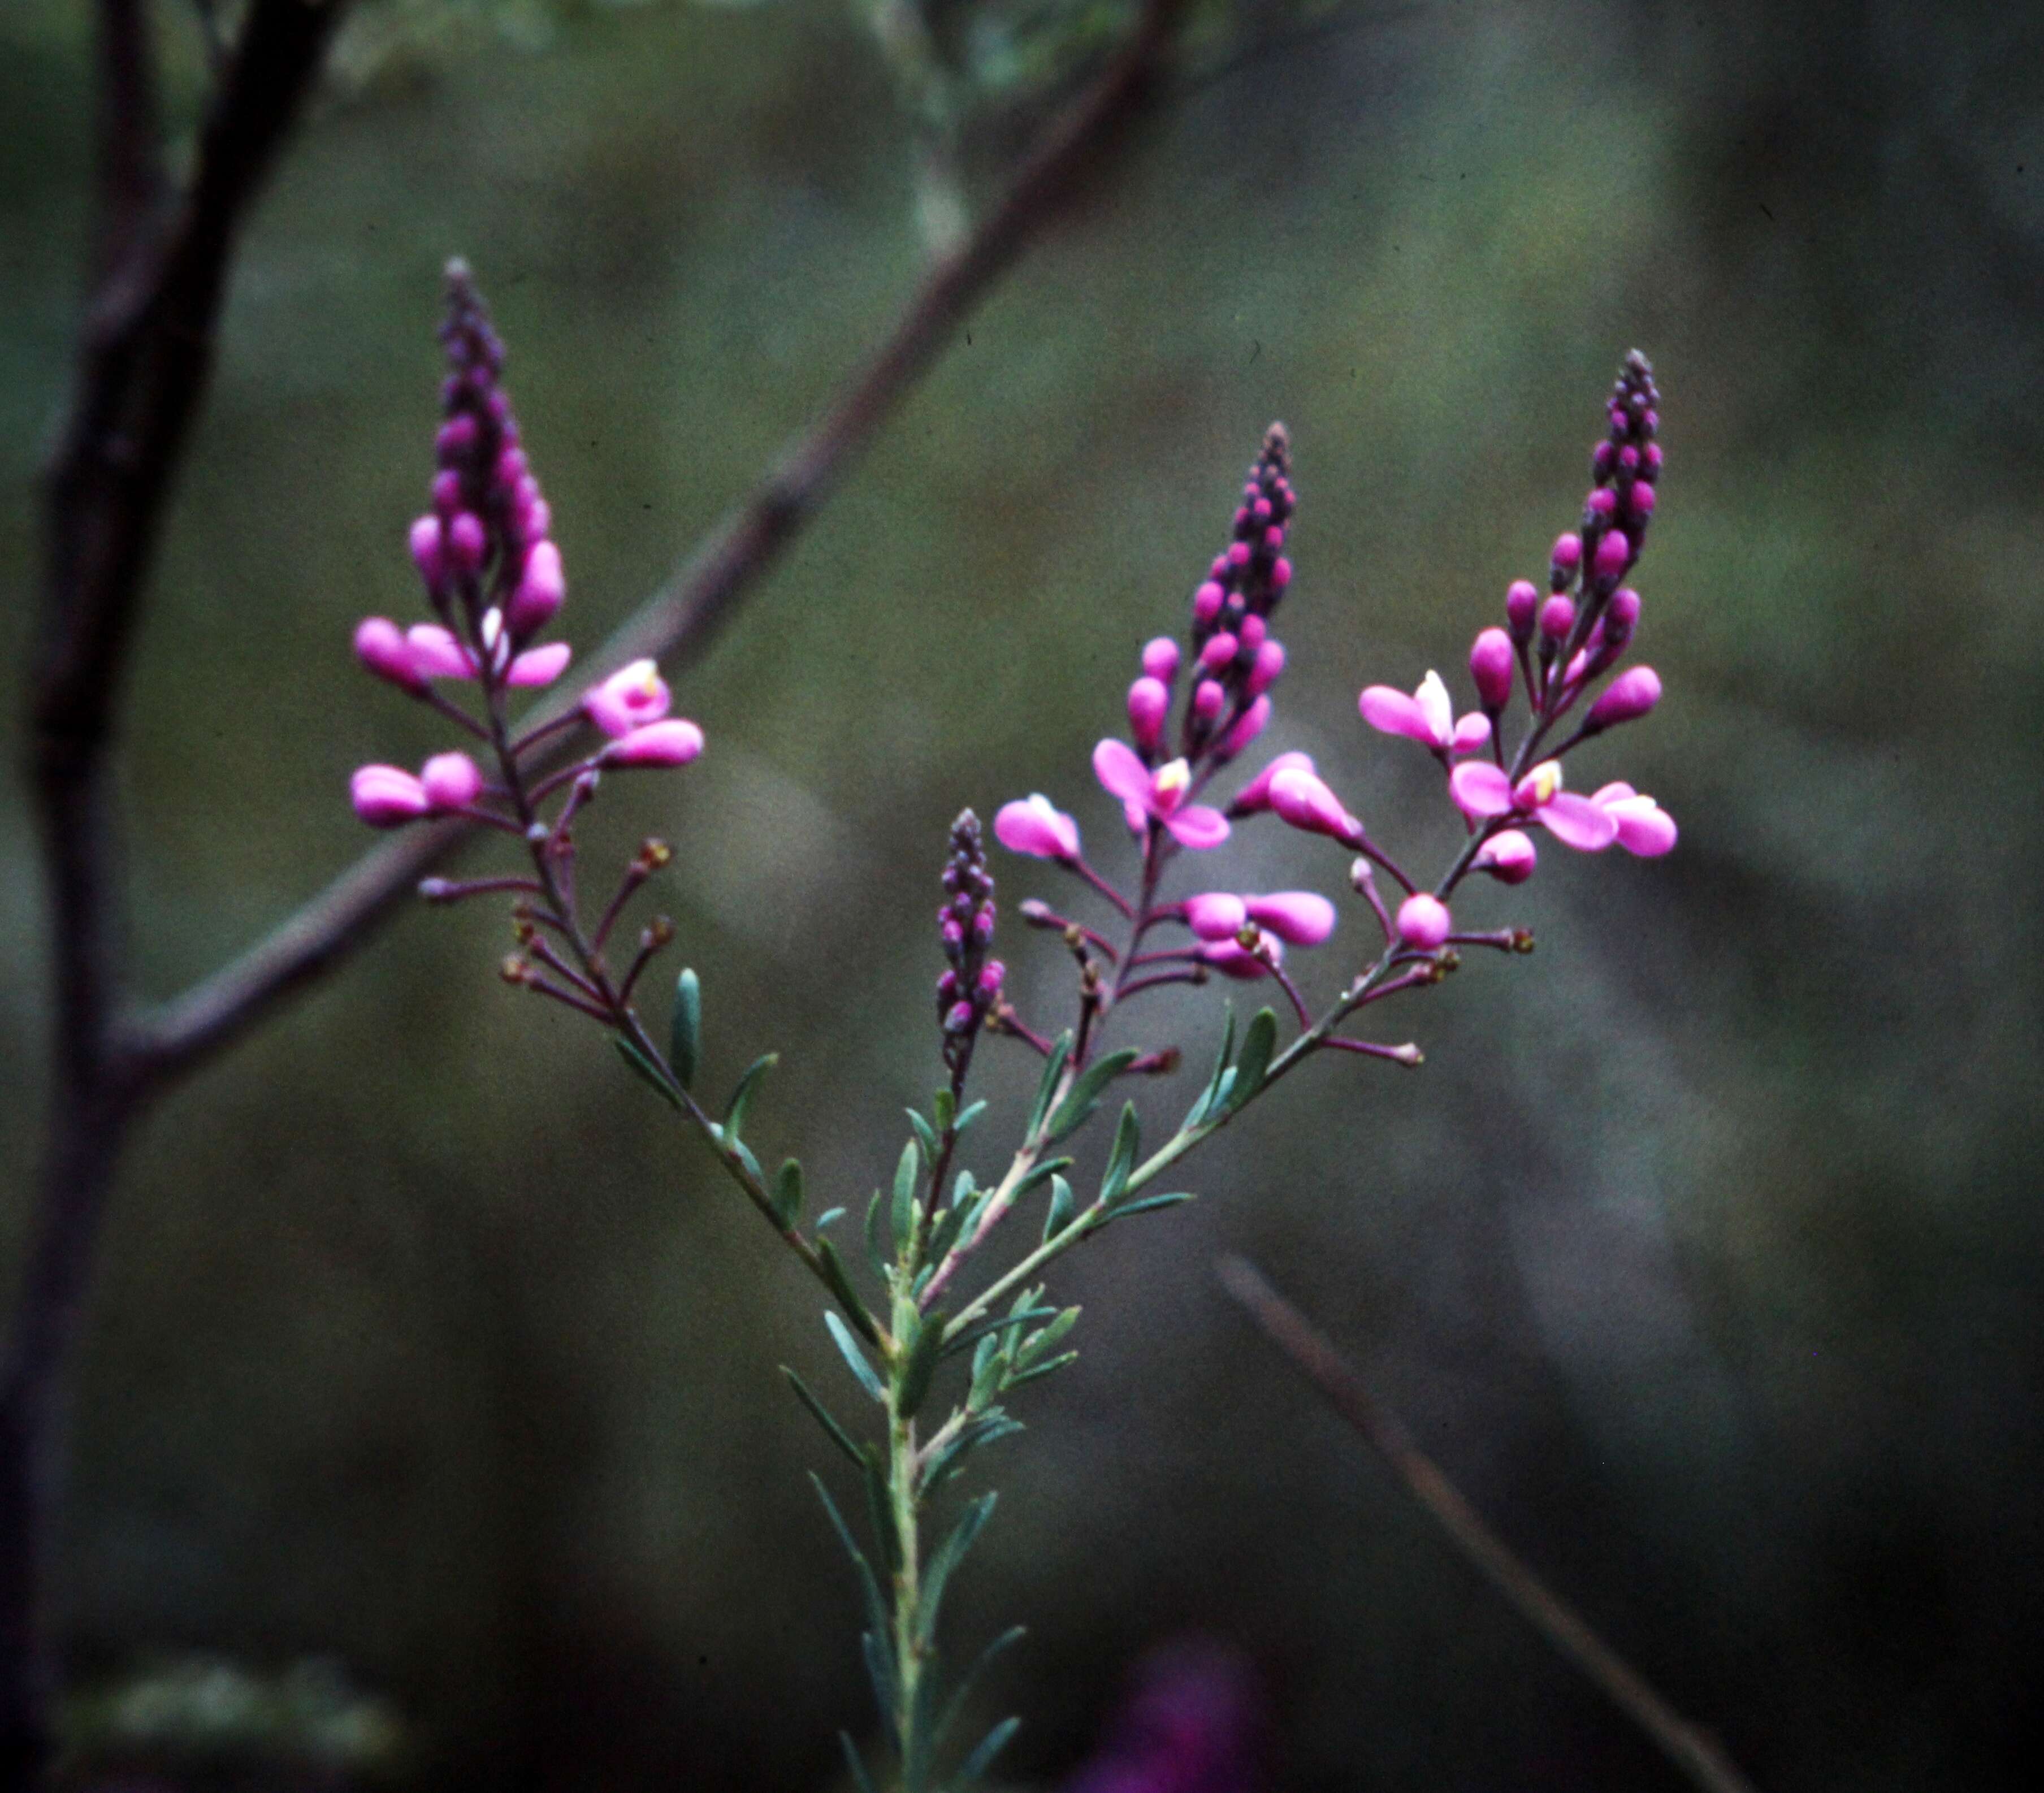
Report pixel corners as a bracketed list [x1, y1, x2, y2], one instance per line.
[506, 641, 572, 687]
[406, 624, 477, 679]
[1200, 936, 1281, 980]
[1164, 804, 1231, 850]
[1184, 893, 1249, 941]
[1231, 750, 1315, 814]
[1449, 760, 1514, 819]
[1590, 781, 1639, 805]
[1092, 737, 1153, 805]
[1538, 791, 1619, 851]
[1359, 686, 1437, 746]
[1244, 891, 1336, 945]
[995, 796, 1078, 861]
[1451, 713, 1492, 755]
[1606, 796, 1677, 856]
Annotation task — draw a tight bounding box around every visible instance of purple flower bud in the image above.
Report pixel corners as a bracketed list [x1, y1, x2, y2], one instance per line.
[1193, 581, 1225, 626]
[1264, 525, 1284, 550]
[447, 511, 487, 574]
[431, 470, 463, 517]
[1396, 894, 1452, 951]
[604, 719, 706, 766]
[1592, 529, 1631, 583]
[1192, 679, 1225, 722]
[937, 970, 959, 1000]
[1539, 595, 1575, 641]
[1587, 665, 1662, 730]
[1271, 556, 1292, 589]
[354, 616, 427, 694]
[1550, 532, 1583, 578]
[1506, 579, 1539, 638]
[1227, 541, 1250, 569]
[1474, 828, 1537, 885]
[1644, 443, 1664, 477]
[1238, 614, 1267, 651]
[421, 751, 484, 811]
[1592, 440, 1616, 479]
[945, 1001, 975, 1034]
[436, 414, 478, 461]
[971, 908, 995, 945]
[1199, 632, 1239, 672]
[409, 514, 445, 590]
[1219, 694, 1271, 758]
[978, 962, 1004, 994]
[1627, 480, 1657, 521]
[507, 539, 565, 638]
[1603, 587, 1642, 648]
[1469, 626, 1514, 711]
[1128, 677, 1170, 753]
[1142, 636, 1181, 682]
[1245, 639, 1286, 697]
[1586, 487, 1618, 522]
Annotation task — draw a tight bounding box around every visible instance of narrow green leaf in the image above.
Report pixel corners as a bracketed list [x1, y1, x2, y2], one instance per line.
[728, 1136, 763, 1184]
[816, 1237, 880, 1344]
[954, 1098, 988, 1134]
[772, 1159, 805, 1228]
[1046, 1047, 1140, 1143]
[1025, 1032, 1075, 1138]
[811, 1474, 893, 1686]
[724, 1051, 778, 1142]
[825, 1310, 887, 1404]
[863, 1452, 901, 1577]
[920, 1411, 1025, 1490]
[1098, 1102, 1140, 1206]
[916, 1492, 997, 1649]
[864, 1189, 891, 1282]
[941, 1306, 1058, 1361]
[1187, 1004, 1236, 1126]
[613, 1036, 680, 1109]
[892, 1140, 921, 1251]
[1042, 1175, 1075, 1244]
[1106, 1191, 1196, 1221]
[906, 1107, 941, 1160]
[1003, 1349, 1079, 1390]
[781, 1366, 864, 1467]
[1013, 1307, 1080, 1372]
[1012, 1157, 1073, 1201]
[897, 1306, 949, 1419]
[968, 1336, 1006, 1413]
[861, 1630, 900, 1748]
[669, 968, 701, 1090]
[840, 1733, 880, 1793]
[816, 1206, 846, 1230]
[1229, 1008, 1279, 1114]
[956, 1715, 1021, 1785]
[932, 1087, 956, 1131]
[932, 1626, 1026, 1756]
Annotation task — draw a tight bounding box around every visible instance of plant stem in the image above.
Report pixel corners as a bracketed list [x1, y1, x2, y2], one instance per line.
[886, 1292, 928, 1791]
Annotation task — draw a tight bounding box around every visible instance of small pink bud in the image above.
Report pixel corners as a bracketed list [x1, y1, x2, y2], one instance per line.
[350, 764, 430, 828]
[507, 539, 565, 638]
[1586, 487, 1618, 522]
[405, 623, 476, 680]
[1142, 636, 1181, 682]
[584, 659, 672, 738]
[1587, 665, 1662, 730]
[496, 446, 529, 487]
[606, 719, 705, 766]
[1592, 529, 1631, 583]
[1244, 891, 1336, 946]
[1184, 893, 1249, 941]
[1270, 556, 1292, 588]
[1200, 934, 1281, 980]
[1539, 595, 1575, 641]
[1593, 441, 1616, 479]
[994, 795, 1081, 861]
[1218, 694, 1271, 759]
[978, 962, 1004, 993]
[436, 414, 477, 460]
[1644, 443, 1664, 476]
[1127, 677, 1170, 752]
[1506, 579, 1539, 636]
[1245, 639, 1286, 698]
[971, 908, 994, 945]
[1226, 541, 1250, 569]
[945, 1001, 976, 1034]
[409, 514, 445, 588]
[1193, 581, 1225, 625]
[1474, 829, 1537, 884]
[447, 511, 487, 574]
[1200, 632, 1239, 672]
[941, 919, 965, 949]
[1469, 627, 1514, 711]
[430, 470, 462, 517]
[1549, 533, 1583, 578]
[1192, 679, 1225, 722]
[420, 751, 483, 811]
[506, 642, 571, 688]
[1231, 750, 1314, 815]
[1396, 893, 1452, 951]
[354, 616, 427, 694]
[1268, 768, 1362, 845]
[1238, 614, 1267, 651]
[1605, 587, 1642, 642]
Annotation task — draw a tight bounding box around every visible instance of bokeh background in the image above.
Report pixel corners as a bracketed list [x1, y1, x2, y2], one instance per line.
[3, 1, 2040, 1787]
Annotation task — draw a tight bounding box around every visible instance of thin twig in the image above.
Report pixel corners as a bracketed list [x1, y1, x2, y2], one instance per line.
[1213, 1256, 1762, 1793]
[123, 0, 1188, 1090]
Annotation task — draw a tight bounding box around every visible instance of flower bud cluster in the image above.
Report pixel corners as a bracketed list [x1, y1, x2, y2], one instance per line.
[936, 811, 1001, 1071]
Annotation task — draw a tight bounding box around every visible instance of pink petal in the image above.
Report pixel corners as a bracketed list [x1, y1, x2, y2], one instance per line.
[1415, 672, 1454, 746]
[1122, 798, 1150, 837]
[1244, 891, 1336, 945]
[1396, 894, 1453, 951]
[349, 764, 430, 827]
[354, 617, 426, 692]
[1219, 694, 1271, 759]
[1200, 936, 1282, 980]
[1474, 829, 1538, 885]
[508, 539, 566, 638]
[1590, 782, 1639, 805]
[1093, 737, 1153, 806]
[1268, 769, 1361, 844]
[1232, 750, 1315, 815]
[406, 624, 477, 680]
[1449, 760, 1514, 820]
[1538, 791, 1619, 852]
[1359, 686, 1438, 746]
[1604, 795, 1677, 856]
[507, 641, 571, 687]
[1184, 893, 1248, 941]
[607, 719, 705, 766]
[1163, 804, 1231, 850]
[1451, 713, 1492, 755]
[1127, 677, 1170, 752]
[994, 795, 1080, 861]
[419, 752, 484, 809]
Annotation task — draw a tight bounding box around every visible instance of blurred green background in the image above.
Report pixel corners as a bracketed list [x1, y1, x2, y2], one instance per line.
[3, 1, 2040, 1787]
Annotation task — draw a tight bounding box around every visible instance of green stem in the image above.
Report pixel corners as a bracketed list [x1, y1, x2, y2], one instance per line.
[887, 1292, 928, 1789]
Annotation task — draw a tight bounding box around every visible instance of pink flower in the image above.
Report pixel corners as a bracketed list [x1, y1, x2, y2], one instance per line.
[1469, 627, 1514, 711]
[1127, 677, 1170, 753]
[1200, 933, 1283, 980]
[1230, 750, 1315, 815]
[506, 539, 565, 638]
[583, 659, 671, 738]
[1141, 637, 1181, 682]
[1183, 893, 1248, 940]
[1586, 665, 1662, 731]
[1359, 670, 1491, 756]
[349, 751, 483, 828]
[1473, 828, 1538, 884]
[1591, 782, 1677, 856]
[403, 623, 568, 687]
[1396, 893, 1452, 950]
[1245, 890, 1337, 944]
[1449, 758, 1618, 852]
[419, 751, 483, 808]
[1267, 765, 1365, 847]
[994, 794, 1081, 861]
[1093, 740, 1230, 849]
[354, 616, 428, 694]
[604, 718, 704, 766]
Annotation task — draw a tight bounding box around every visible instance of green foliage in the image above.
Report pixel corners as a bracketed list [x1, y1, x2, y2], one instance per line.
[613, 1034, 680, 1107]
[825, 1310, 889, 1404]
[669, 967, 701, 1090]
[723, 1051, 777, 1140]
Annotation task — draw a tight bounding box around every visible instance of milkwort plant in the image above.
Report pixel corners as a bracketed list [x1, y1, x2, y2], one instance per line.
[347, 264, 1677, 1792]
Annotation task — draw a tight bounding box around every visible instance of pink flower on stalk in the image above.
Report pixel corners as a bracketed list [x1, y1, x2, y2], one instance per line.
[1586, 665, 1662, 731]
[1448, 759, 1617, 851]
[1396, 893, 1452, 950]
[1266, 765, 1365, 847]
[604, 719, 704, 767]
[1183, 890, 1336, 946]
[402, 623, 568, 687]
[1359, 670, 1491, 756]
[1200, 934, 1284, 979]
[1591, 783, 1677, 856]
[1229, 750, 1315, 816]
[354, 617, 428, 694]
[1093, 741, 1230, 849]
[583, 659, 671, 738]
[1473, 828, 1538, 884]
[349, 751, 483, 829]
[994, 794, 1081, 861]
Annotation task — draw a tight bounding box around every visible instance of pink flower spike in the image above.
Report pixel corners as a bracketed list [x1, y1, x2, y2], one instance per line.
[1592, 783, 1677, 856]
[405, 623, 477, 680]
[584, 659, 672, 739]
[1470, 627, 1514, 711]
[421, 751, 484, 810]
[994, 795, 1081, 861]
[1184, 893, 1249, 941]
[1219, 694, 1271, 759]
[1201, 934, 1281, 980]
[350, 764, 430, 828]
[354, 617, 427, 694]
[1474, 828, 1538, 884]
[1244, 890, 1336, 945]
[607, 719, 705, 767]
[1142, 636, 1181, 682]
[506, 641, 571, 688]
[1449, 760, 1514, 820]
[1232, 750, 1315, 815]
[1587, 665, 1662, 731]
[1245, 639, 1286, 698]
[1268, 767, 1363, 846]
[507, 539, 565, 638]
[1127, 677, 1170, 753]
[1396, 894, 1452, 951]
[1452, 712, 1492, 755]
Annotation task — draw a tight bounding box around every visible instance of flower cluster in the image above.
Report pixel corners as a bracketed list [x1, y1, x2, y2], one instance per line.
[936, 811, 1002, 1076]
[346, 261, 703, 1023]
